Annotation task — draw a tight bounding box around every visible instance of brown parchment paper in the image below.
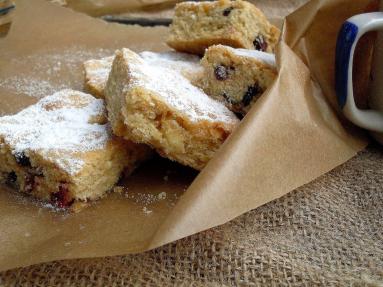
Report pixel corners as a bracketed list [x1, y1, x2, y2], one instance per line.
[0, 0, 371, 271]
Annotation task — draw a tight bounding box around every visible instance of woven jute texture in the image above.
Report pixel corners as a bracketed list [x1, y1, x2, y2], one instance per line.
[0, 144, 381, 286]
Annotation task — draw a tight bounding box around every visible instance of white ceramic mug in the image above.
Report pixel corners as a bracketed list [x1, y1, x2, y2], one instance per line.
[335, 11, 383, 143]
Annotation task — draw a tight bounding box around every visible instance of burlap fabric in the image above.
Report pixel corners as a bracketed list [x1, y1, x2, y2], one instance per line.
[0, 144, 381, 286]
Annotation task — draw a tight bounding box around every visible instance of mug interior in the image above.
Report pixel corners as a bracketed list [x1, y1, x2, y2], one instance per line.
[369, 30, 383, 112]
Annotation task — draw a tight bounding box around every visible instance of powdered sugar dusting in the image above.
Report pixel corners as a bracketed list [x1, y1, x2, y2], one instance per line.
[84, 51, 203, 95]
[0, 46, 115, 99]
[0, 89, 110, 175]
[230, 47, 277, 68]
[0, 77, 68, 99]
[121, 49, 238, 124]
[140, 51, 202, 75]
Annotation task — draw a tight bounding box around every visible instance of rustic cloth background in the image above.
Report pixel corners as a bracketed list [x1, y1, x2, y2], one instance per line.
[0, 0, 382, 286]
[0, 145, 382, 286]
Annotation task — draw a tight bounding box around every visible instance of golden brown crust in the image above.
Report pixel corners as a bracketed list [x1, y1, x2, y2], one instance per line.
[167, 36, 246, 55]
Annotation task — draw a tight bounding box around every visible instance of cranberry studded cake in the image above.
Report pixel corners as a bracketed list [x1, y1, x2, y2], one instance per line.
[0, 90, 151, 211]
[167, 0, 280, 55]
[104, 48, 239, 170]
[200, 45, 277, 115]
[83, 51, 203, 99]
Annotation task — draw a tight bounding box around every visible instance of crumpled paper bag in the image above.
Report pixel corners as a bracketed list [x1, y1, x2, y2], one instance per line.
[0, 0, 373, 271]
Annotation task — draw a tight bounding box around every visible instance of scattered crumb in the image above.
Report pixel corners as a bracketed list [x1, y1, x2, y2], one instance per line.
[125, 192, 158, 205]
[143, 207, 152, 215]
[41, 202, 64, 212]
[169, 192, 181, 207]
[24, 232, 31, 237]
[11, 191, 67, 213]
[158, 192, 167, 200]
[163, 175, 169, 181]
[64, 242, 71, 247]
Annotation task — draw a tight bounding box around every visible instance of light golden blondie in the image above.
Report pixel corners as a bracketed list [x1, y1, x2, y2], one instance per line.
[200, 45, 277, 115]
[0, 90, 151, 211]
[104, 48, 239, 170]
[167, 0, 280, 55]
[83, 51, 203, 98]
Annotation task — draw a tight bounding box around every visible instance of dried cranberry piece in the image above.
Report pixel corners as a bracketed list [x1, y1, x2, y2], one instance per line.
[14, 152, 31, 167]
[7, 171, 17, 183]
[242, 84, 262, 106]
[6, 171, 17, 186]
[51, 182, 73, 208]
[223, 7, 233, 16]
[253, 35, 268, 52]
[214, 65, 230, 81]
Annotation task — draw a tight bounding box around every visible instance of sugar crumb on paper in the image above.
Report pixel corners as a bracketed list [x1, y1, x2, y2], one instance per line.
[2, 46, 115, 99]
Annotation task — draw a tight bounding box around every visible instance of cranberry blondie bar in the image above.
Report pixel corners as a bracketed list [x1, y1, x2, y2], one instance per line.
[104, 48, 239, 170]
[0, 90, 150, 210]
[200, 45, 277, 115]
[167, 0, 280, 55]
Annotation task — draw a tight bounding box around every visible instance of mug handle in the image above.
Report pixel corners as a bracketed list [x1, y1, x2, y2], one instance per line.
[0, 1, 14, 37]
[335, 12, 383, 133]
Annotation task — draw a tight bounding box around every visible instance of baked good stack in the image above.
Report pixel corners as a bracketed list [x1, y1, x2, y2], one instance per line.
[0, 0, 280, 211]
